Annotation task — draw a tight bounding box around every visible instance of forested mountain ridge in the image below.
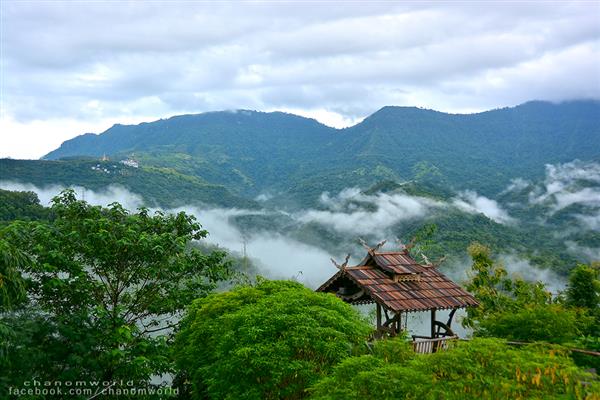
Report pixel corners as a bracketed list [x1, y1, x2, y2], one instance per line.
[3, 100, 599, 274]
[0, 158, 255, 209]
[42, 100, 600, 198]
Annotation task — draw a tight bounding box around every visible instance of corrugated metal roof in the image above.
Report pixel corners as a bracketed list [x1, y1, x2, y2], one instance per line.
[317, 251, 478, 313]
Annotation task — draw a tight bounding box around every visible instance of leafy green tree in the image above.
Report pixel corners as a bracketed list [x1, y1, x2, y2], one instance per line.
[174, 279, 372, 400]
[462, 243, 588, 344]
[463, 242, 513, 328]
[309, 338, 599, 400]
[0, 189, 48, 225]
[0, 190, 231, 395]
[406, 223, 438, 260]
[0, 239, 28, 311]
[566, 264, 600, 311]
[477, 304, 587, 343]
[0, 239, 30, 386]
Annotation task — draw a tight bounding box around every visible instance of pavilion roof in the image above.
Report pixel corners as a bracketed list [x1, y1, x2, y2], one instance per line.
[317, 250, 478, 313]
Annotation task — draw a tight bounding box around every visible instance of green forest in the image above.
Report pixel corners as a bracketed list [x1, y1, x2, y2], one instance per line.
[3, 101, 600, 277]
[3, 0, 599, 398]
[1, 189, 599, 399]
[2, 100, 600, 399]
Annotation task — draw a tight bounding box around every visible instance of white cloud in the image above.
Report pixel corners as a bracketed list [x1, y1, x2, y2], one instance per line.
[0, 114, 163, 160]
[254, 193, 273, 202]
[2, 1, 599, 158]
[565, 241, 600, 263]
[2, 179, 581, 291]
[501, 177, 531, 194]
[527, 161, 600, 231]
[500, 254, 565, 294]
[530, 161, 600, 205]
[453, 190, 515, 224]
[0, 181, 339, 288]
[173, 206, 335, 283]
[0, 181, 144, 210]
[296, 188, 444, 235]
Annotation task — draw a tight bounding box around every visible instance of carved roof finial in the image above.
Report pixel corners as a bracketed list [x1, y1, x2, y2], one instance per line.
[331, 254, 351, 271]
[359, 238, 387, 254]
[397, 237, 416, 254]
[432, 255, 447, 268]
[359, 238, 372, 253]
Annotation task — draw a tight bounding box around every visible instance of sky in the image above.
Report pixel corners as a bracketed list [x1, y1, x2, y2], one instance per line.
[1, 1, 599, 159]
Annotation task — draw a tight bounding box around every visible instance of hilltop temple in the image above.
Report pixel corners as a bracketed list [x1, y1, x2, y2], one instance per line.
[316, 240, 478, 353]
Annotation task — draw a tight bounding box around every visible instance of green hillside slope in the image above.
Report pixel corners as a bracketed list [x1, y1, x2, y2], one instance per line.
[42, 101, 600, 198]
[0, 159, 255, 209]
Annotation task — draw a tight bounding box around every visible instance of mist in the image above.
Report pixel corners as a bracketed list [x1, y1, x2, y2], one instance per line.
[171, 205, 341, 288]
[0, 181, 341, 287]
[499, 254, 566, 294]
[453, 190, 515, 224]
[1, 181, 571, 291]
[529, 160, 600, 220]
[296, 187, 445, 235]
[0, 181, 145, 211]
[566, 241, 600, 263]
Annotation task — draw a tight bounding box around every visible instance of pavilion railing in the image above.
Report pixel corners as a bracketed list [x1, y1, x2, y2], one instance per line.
[412, 335, 458, 354]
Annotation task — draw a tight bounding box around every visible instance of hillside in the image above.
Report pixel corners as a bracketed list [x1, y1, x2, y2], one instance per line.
[0, 158, 255, 209]
[43, 101, 600, 199]
[3, 100, 598, 275]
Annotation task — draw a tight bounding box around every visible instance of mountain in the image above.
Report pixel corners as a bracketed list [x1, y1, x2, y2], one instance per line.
[43, 100, 600, 200]
[4, 100, 599, 274]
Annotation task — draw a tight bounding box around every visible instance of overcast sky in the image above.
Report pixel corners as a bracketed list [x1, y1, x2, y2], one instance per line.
[1, 1, 599, 159]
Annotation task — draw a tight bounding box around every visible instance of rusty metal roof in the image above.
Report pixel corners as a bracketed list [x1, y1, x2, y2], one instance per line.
[317, 251, 478, 313]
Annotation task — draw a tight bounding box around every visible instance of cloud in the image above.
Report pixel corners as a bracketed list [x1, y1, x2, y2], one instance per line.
[501, 177, 531, 194]
[2, 1, 599, 158]
[1, 179, 579, 293]
[179, 206, 340, 285]
[530, 161, 600, 205]
[296, 188, 444, 235]
[453, 190, 515, 224]
[0, 181, 145, 210]
[499, 254, 565, 294]
[0, 181, 340, 288]
[255, 193, 274, 202]
[527, 161, 600, 231]
[565, 241, 600, 263]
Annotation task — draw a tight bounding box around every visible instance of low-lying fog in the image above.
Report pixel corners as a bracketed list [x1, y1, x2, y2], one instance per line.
[3, 160, 599, 295]
[7, 160, 600, 338]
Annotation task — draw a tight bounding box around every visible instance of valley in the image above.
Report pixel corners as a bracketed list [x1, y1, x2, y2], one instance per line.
[2, 100, 599, 283]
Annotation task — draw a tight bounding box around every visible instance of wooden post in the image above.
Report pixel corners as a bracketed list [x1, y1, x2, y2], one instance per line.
[376, 303, 382, 331]
[430, 309, 436, 339]
[446, 308, 457, 329]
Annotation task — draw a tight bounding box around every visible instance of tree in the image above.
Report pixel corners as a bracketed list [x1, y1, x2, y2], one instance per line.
[0, 239, 29, 385]
[463, 242, 513, 329]
[566, 264, 600, 311]
[309, 338, 599, 400]
[0, 190, 231, 394]
[0, 239, 28, 311]
[477, 304, 584, 343]
[462, 243, 588, 344]
[174, 279, 372, 400]
[0, 189, 48, 225]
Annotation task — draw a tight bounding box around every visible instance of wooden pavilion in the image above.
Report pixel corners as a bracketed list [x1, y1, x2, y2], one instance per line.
[317, 240, 479, 352]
